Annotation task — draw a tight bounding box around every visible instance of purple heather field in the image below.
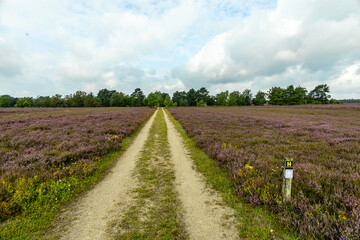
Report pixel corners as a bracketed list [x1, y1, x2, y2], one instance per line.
[0, 107, 154, 219]
[169, 104, 360, 239]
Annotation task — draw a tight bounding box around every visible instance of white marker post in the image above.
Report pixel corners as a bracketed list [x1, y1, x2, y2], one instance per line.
[282, 158, 293, 200]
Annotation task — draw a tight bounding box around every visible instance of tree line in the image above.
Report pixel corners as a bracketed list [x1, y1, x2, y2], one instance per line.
[0, 84, 346, 108]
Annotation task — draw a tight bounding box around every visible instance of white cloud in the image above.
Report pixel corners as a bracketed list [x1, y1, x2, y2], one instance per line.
[0, 37, 23, 77]
[79, 72, 118, 94]
[330, 62, 360, 99]
[102, 72, 117, 89]
[188, 33, 231, 81]
[179, 0, 360, 98]
[275, 50, 297, 61]
[17, 90, 30, 96]
[60, 59, 100, 81]
[0, 0, 359, 99]
[153, 79, 186, 93]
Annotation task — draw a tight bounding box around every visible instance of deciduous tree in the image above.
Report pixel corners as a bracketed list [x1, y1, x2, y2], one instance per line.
[253, 91, 267, 106]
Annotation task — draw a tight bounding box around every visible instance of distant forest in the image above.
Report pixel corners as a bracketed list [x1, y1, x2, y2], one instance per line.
[0, 84, 357, 108]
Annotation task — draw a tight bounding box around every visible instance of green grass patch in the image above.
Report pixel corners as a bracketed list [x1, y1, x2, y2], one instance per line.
[111, 109, 188, 240]
[164, 109, 298, 240]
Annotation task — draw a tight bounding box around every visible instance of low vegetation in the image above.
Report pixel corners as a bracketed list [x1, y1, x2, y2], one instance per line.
[168, 104, 360, 239]
[109, 110, 188, 239]
[0, 107, 154, 238]
[165, 109, 296, 239]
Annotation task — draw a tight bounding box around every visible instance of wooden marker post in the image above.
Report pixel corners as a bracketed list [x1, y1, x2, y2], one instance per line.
[282, 158, 294, 200]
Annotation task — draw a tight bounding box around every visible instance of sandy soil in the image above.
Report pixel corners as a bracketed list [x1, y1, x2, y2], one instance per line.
[59, 110, 157, 240]
[163, 109, 239, 240]
[53, 108, 239, 240]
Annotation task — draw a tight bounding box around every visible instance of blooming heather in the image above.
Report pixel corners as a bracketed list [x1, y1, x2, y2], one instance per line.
[169, 104, 360, 239]
[0, 107, 154, 220]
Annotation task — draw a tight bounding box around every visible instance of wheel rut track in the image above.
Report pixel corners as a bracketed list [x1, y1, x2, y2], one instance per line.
[163, 109, 239, 240]
[55, 108, 239, 240]
[59, 110, 157, 240]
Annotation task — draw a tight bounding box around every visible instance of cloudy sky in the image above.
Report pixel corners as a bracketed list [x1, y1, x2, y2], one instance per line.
[0, 0, 360, 99]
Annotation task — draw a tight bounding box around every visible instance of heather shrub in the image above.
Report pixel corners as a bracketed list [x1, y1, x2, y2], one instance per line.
[0, 107, 154, 220]
[169, 105, 360, 238]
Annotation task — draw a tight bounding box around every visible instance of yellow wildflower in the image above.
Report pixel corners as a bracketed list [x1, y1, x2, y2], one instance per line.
[245, 164, 253, 170]
[338, 214, 346, 220]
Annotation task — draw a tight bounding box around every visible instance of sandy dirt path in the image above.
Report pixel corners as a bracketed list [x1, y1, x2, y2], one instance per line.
[163, 109, 239, 240]
[59, 110, 157, 240]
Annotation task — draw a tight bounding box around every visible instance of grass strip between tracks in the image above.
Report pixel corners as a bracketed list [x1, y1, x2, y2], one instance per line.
[110, 109, 188, 239]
